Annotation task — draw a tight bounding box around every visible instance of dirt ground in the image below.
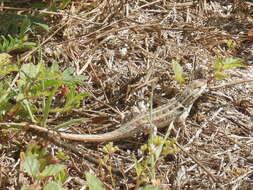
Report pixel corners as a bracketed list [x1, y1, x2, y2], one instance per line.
[1, 0, 253, 189]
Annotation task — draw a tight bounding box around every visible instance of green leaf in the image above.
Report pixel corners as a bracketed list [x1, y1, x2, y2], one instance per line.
[0, 35, 36, 53]
[86, 173, 106, 190]
[171, 60, 185, 84]
[56, 151, 70, 161]
[214, 71, 229, 80]
[18, 63, 42, 89]
[62, 67, 87, 84]
[0, 64, 18, 78]
[34, 22, 50, 32]
[41, 86, 58, 127]
[37, 64, 62, 81]
[20, 63, 42, 80]
[212, 57, 223, 70]
[44, 181, 66, 190]
[0, 53, 11, 66]
[225, 40, 236, 49]
[23, 156, 40, 177]
[213, 57, 244, 71]
[55, 169, 68, 184]
[22, 41, 37, 47]
[133, 155, 144, 177]
[221, 57, 244, 69]
[30, 80, 60, 95]
[31, 2, 48, 9]
[40, 164, 66, 179]
[22, 98, 37, 122]
[64, 91, 89, 109]
[25, 143, 52, 172]
[138, 185, 163, 190]
[100, 142, 119, 154]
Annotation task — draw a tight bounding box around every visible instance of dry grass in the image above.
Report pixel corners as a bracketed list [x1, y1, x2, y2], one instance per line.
[1, 0, 253, 189]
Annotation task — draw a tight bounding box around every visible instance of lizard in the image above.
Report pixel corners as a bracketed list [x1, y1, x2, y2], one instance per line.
[4, 79, 207, 142]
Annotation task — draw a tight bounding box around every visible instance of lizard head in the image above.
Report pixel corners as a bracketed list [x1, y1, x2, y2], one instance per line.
[177, 79, 207, 107]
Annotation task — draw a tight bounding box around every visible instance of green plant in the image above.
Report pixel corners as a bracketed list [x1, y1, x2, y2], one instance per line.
[0, 53, 18, 78]
[85, 173, 106, 190]
[0, 14, 49, 36]
[0, 13, 49, 53]
[81, 121, 176, 189]
[0, 60, 88, 127]
[98, 142, 120, 187]
[0, 35, 36, 53]
[85, 172, 163, 190]
[171, 60, 185, 84]
[133, 122, 176, 187]
[21, 143, 68, 190]
[212, 57, 244, 80]
[225, 39, 237, 49]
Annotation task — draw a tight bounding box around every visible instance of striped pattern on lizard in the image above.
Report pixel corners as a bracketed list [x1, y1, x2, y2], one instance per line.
[17, 79, 207, 142]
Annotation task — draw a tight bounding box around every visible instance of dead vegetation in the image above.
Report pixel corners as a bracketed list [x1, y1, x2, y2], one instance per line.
[1, 0, 253, 189]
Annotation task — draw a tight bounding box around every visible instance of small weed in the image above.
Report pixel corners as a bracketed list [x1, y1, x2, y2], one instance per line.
[133, 122, 176, 188]
[0, 14, 48, 37]
[0, 34, 36, 53]
[20, 143, 68, 190]
[99, 142, 120, 187]
[225, 39, 237, 49]
[0, 56, 88, 127]
[85, 172, 163, 190]
[171, 60, 185, 84]
[212, 57, 244, 80]
[85, 173, 106, 190]
[0, 53, 18, 78]
[0, 13, 49, 54]
[95, 141, 168, 189]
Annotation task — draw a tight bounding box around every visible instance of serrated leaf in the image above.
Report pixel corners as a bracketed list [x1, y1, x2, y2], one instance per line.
[30, 79, 60, 95]
[40, 164, 66, 179]
[64, 91, 89, 108]
[171, 60, 185, 84]
[44, 182, 66, 190]
[86, 173, 106, 190]
[22, 155, 40, 177]
[20, 63, 42, 80]
[62, 67, 87, 84]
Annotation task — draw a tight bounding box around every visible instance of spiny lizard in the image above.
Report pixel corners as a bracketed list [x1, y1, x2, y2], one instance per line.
[20, 79, 207, 142]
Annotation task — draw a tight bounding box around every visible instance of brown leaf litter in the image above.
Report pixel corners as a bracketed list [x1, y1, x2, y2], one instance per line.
[1, 0, 253, 189]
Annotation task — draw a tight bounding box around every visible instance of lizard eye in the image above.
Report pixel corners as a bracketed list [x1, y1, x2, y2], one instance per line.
[178, 106, 184, 112]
